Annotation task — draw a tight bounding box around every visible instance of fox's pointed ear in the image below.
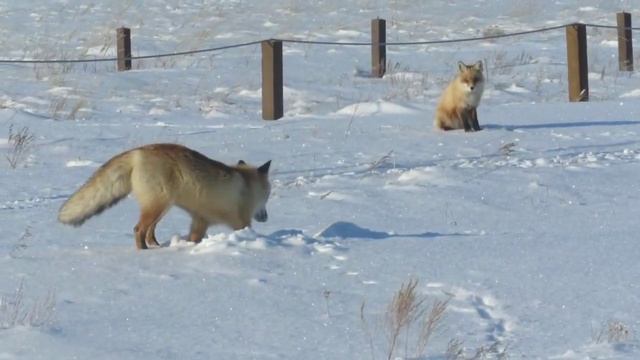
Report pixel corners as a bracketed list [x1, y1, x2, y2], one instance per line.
[458, 61, 466, 72]
[237, 160, 246, 166]
[474, 61, 483, 71]
[258, 160, 271, 174]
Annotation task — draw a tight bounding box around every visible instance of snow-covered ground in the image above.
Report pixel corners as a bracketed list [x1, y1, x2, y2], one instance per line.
[1, 1, 640, 359]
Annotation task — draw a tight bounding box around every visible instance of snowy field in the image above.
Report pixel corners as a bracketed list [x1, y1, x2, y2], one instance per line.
[1, 0, 640, 359]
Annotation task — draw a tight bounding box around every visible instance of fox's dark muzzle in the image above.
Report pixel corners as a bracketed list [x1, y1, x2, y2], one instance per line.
[254, 209, 268, 222]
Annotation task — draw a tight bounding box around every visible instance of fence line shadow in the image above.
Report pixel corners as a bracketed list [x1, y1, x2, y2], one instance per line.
[484, 120, 640, 131]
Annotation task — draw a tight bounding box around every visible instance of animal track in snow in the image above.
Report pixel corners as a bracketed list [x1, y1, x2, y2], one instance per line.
[470, 294, 513, 343]
[452, 148, 640, 171]
[1, 194, 69, 211]
[429, 284, 515, 344]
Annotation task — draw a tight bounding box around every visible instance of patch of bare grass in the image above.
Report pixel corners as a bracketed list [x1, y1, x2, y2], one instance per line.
[0, 280, 56, 330]
[5, 124, 35, 169]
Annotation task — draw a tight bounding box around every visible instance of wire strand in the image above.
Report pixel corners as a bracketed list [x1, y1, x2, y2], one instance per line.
[0, 23, 634, 64]
[279, 24, 570, 46]
[0, 40, 263, 64]
[583, 23, 640, 30]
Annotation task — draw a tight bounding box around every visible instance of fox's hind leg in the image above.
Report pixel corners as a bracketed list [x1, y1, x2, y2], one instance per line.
[133, 224, 146, 250]
[145, 223, 160, 247]
[145, 206, 170, 247]
[134, 204, 169, 250]
[145, 210, 167, 248]
[188, 215, 209, 244]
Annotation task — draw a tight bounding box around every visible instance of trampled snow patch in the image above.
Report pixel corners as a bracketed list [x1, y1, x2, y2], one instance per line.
[308, 191, 355, 201]
[203, 109, 230, 119]
[335, 101, 419, 117]
[47, 87, 75, 96]
[148, 107, 168, 116]
[394, 166, 451, 186]
[169, 227, 343, 256]
[550, 343, 638, 359]
[214, 32, 235, 39]
[620, 89, 640, 98]
[65, 160, 99, 167]
[334, 29, 363, 37]
[85, 46, 116, 57]
[504, 83, 530, 94]
[237, 89, 261, 99]
[169, 228, 269, 255]
[600, 40, 618, 48]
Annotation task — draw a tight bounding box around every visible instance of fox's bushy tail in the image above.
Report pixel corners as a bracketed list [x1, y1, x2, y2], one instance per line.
[58, 152, 133, 226]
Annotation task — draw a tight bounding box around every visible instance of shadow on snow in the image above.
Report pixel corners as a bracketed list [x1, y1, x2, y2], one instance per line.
[312, 221, 474, 240]
[484, 120, 640, 131]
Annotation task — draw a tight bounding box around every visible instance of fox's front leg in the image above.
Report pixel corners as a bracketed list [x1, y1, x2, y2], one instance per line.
[461, 109, 473, 132]
[188, 216, 209, 244]
[228, 212, 252, 231]
[470, 108, 481, 131]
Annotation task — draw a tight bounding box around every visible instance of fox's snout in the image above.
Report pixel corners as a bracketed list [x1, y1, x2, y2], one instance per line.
[254, 208, 268, 222]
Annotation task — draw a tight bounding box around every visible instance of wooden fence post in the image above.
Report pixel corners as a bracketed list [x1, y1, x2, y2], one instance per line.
[371, 18, 386, 78]
[617, 12, 633, 71]
[116, 27, 132, 71]
[565, 23, 589, 102]
[261, 40, 283, 120]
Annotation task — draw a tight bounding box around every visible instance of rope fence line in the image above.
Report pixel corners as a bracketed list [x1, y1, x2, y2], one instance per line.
[583, 23, 640, 30]
[123, 39, 264, 60]
[279, 24, 571, 46]
[0, 22, 633, 64]
[0, 40, 263, 64]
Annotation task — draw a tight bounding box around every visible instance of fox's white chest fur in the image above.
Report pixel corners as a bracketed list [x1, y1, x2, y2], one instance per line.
[458, 78, 484, 108]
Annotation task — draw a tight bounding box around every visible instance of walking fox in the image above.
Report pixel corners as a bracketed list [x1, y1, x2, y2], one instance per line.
[58, 143, 272, 250]
[434, 61, 485, 132]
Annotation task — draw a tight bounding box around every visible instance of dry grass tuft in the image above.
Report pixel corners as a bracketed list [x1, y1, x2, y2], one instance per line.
[417, 297, 449, 355]
[361, 278, 451, 360]
[593, 320, 632, 344]
[0, 280, 56, 329]
[5, 124, 35, 169]
[10, 227, 32, 259]
[385, 278, 425, 359]
[445, 338, 508, 359]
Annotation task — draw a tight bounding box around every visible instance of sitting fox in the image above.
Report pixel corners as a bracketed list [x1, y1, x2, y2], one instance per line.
[58, 143, 272, 250]
[434, 61, 485, 132]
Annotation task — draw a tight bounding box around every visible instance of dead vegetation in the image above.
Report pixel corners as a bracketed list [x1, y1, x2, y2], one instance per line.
[361, 278, 451, 360]
[5, 124, 35, 169]
[592, 320, 632, 344]
[0, 280, 56, 330]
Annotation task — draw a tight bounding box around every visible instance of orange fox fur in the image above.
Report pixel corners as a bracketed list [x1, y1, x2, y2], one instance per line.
[434, 61, 485, 132]
[58, 143, 272, 250]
